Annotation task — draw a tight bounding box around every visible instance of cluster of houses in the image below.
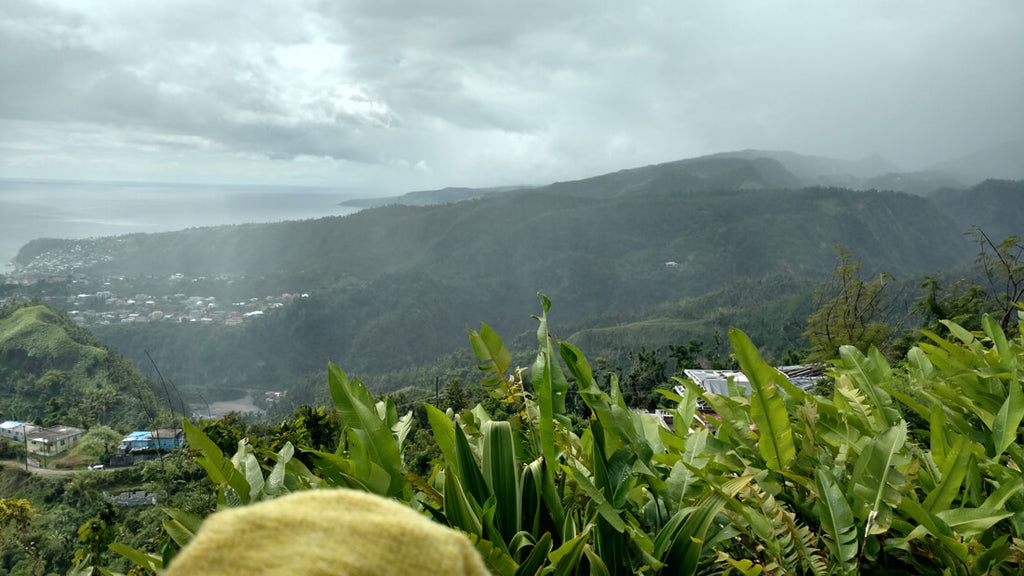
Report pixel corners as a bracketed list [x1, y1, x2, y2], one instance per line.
[2, 268, 310, 328]
[1, 421, 86, 458]
[62, 290, 309, 327]
[0, 420, 185, 465]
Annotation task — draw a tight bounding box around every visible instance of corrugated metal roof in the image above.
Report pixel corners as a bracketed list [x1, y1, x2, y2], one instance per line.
[678, 365, 826, 399]
[28, 425, 85, 443]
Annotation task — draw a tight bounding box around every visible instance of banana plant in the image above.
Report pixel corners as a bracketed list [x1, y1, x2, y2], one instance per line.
[100, 302, 1024, 576]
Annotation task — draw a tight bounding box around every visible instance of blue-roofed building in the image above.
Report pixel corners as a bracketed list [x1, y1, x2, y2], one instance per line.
[1, 420, 38, 442]
[119, 429, 185, 453]
[121, 431, 151, 452]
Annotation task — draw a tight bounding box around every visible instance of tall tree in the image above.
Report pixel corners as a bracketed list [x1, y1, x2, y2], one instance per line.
[622, 347, 667, 410]
[804, 246, 897, 361]
[973, 229, 1024, 332]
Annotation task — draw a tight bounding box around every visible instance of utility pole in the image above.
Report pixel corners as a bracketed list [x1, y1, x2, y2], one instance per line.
[21, 424, 29, 471]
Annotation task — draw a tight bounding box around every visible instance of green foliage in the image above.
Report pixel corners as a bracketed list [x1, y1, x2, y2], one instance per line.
[804, 247, 898, 362]
[621, 348, 668, 411]
[0, 303, 164, 430]
[971, 230, 1024, 333]
[913, 275, 988, 336]
[932, 180, 1024, 247]
[99, 298, 1024, 575]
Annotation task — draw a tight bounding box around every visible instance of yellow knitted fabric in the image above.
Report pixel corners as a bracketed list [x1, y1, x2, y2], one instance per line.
[162, 489, 490, 576]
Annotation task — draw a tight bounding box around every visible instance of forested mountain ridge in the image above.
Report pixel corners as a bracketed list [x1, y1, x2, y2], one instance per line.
[932, 179, 1024, 242]
[340, 184, 530, 208]
[78, 189, 971, 389]
[9, 155, 1020, 397]
[928, 139, 1024, 183]
[16, 156, 978, 282]
[0, 302, 162, 429]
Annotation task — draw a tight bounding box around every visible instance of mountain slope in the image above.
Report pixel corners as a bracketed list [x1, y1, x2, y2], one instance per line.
[932, 179, 1024, 241]
[712, 149, 901, 183]
[340, 185, 529, 208]
[77, 185, 974, 383]
[930, 140, 1024, 184]
[11, 154, 999, 388]
[0, 302, 162, 429]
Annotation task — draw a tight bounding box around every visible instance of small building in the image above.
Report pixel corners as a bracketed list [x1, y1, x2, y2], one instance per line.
[27, 425, 86, 456]
[0, 421, 37, 442]
[679, 365, 826, 399]
[119, 429, 185, 453]
[151, 428, 185, 451]
[112, 490, 158, 508]
[120, 431, 150, 452]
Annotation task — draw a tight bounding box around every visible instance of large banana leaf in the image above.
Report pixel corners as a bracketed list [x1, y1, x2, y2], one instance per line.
[562, 342, 651, 462]
[730, 328, 795, 471]
[161, 508, 202, 549]
[426, 403, 459, 476]
[482, 420, 521, 544]
[936, 508, 1014, 540]
[181, 418, 251, 505]
[922, 434, 971, 514]
[469, 322, 514, 399]
[991, 377, 1024, 458]
[444, 468, 484, 538]
[230, 440, 264, 501]
[532, 294, 570, 469]
[849, 421, 908, 535]
[455, 423, 492, 507]
[664, 429, 709, 504]
[107, 544, 161, 573]
[328, 364, 407, 498]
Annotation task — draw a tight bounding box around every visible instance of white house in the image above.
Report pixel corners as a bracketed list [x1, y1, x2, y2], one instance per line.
[0, 421, 37, 442]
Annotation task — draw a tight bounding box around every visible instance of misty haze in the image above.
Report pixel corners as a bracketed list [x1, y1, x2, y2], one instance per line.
[1, 1, 1022, 575]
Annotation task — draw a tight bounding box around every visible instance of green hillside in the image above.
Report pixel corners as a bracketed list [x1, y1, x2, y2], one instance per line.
[13, 155, 1010, 395]
[88, 190, 969, 392]
[0, 302, 162, 429]
[932, 179, 1024, 242]
[565, 274, 816, 362]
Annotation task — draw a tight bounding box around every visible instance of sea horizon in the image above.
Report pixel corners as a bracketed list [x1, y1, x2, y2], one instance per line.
[0, 178, 365, 271]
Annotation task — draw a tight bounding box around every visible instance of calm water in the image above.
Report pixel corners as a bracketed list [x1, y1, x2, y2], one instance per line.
[0, 179, 363, 268]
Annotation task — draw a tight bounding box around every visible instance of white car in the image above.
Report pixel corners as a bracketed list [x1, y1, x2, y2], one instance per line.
[88, 464, 104, 471]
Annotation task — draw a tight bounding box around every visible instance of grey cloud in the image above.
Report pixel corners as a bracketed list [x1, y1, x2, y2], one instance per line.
[1, 0, 1022, 187]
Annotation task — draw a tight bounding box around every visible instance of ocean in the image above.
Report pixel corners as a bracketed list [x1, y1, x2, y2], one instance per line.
[0, 179, 363, 269]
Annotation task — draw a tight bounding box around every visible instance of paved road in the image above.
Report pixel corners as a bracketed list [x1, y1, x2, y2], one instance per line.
[0, 459, 79, 476]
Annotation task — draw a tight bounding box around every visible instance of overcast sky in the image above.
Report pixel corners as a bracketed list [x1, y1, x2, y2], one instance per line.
[1, 0, 1022, 193]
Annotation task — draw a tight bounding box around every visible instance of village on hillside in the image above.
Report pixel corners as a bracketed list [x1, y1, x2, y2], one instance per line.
[1, 269, 310, 328]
